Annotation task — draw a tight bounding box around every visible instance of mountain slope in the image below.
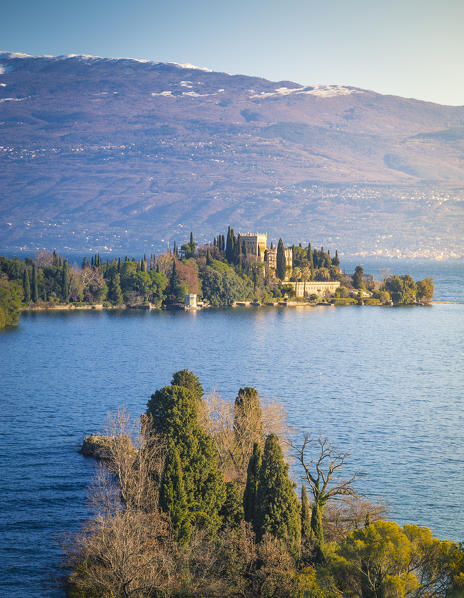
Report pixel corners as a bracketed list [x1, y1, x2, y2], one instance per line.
[1, 52, 463, 257]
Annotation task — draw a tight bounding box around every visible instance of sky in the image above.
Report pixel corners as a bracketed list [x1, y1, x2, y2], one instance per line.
[1, 0, 463, 106]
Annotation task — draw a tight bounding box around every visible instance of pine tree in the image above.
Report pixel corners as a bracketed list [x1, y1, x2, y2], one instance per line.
[255, 434, 301, 557]
[160, 442, 191, 544]
[32, 264, 38, 303]
[22, 268, 31, 303]
[276, 238, 286, 280]
[243, 442, 262, 525]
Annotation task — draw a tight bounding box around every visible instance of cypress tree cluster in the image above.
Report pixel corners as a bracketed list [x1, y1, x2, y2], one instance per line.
[147, 371, 225, 534]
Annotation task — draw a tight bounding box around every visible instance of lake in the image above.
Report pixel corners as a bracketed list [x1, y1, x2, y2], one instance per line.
[0, 260, 463, 597]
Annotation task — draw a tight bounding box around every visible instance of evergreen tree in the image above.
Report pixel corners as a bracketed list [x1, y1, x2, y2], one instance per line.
[333, 249, 340, 268]
[32, 264, 39, 303]
[255, 434, 301, 557]
[22, 267, 31, 303]
[243, 442, 262, 525]
[108, 272, 123, 305]
[160, 442, 191, 544]
[307, 243, 314, 270]
[352, 265, 364, 289]
[147, 379, 225, 532]
[220, 481, 244, 530]
[310, 502, 324, 563]
[82, 257, 89, 269]
[301, 484, 312, 564]
[276, 238, 286, 280]
[168, 259, 182, 302]
[301, 484, 311, 542]
[171, 369, 204, 401]
[61, 261, 70, 302]
[173, 241, 178, 258]
[226, 226, 235, 263]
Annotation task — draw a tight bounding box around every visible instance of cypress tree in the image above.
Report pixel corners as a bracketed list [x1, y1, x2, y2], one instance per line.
[226, 227, 233, 262]
[243, 442, 262, 525]
[61, 261, 70, 302]
[32, 264, 38, 303]
[301, 484, 311, 542]
[160, 442, 191, 544]
[255, 434, 301, 557]
[171, 369, 204, 401]
[301, 484, 312, 564]
[276, 238, 286, 280]
[311, 502, 324, 563]
[108, 272, 123, 305]
[147, 379, 225, 532]
[168, 259, 181, 301]
[220, 481, 244, 530]
[22, 268, 31, 303]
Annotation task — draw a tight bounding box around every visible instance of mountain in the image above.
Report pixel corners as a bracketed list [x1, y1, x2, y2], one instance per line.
[1, 52, 463, 258]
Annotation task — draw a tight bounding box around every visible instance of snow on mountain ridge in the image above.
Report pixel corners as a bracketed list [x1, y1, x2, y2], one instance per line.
[249, 85, 364, 99]
[0, 51, 213, 72]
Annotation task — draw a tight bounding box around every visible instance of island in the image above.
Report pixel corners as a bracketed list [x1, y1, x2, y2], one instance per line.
[0, 227, 434, 328]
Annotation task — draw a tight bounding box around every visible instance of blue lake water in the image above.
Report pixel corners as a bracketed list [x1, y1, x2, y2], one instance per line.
[0, 260, 463, 597]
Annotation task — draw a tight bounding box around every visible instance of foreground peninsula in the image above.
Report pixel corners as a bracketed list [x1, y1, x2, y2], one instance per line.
[69, 370, 464, 597]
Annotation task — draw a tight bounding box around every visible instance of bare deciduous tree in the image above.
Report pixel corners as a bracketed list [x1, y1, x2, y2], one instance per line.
[294, 435, 358, 507]
[65, 410, 170, 598]
[292, 434, 359, 560]
[323, 495, 388, 543]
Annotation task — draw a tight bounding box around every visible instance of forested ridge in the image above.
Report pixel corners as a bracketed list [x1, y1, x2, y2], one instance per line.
[68, 371, 464, 597]
[0, 228, 434, 328]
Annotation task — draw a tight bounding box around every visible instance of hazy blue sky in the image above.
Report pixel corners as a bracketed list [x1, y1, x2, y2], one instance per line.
[1, 0, 463, 105]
